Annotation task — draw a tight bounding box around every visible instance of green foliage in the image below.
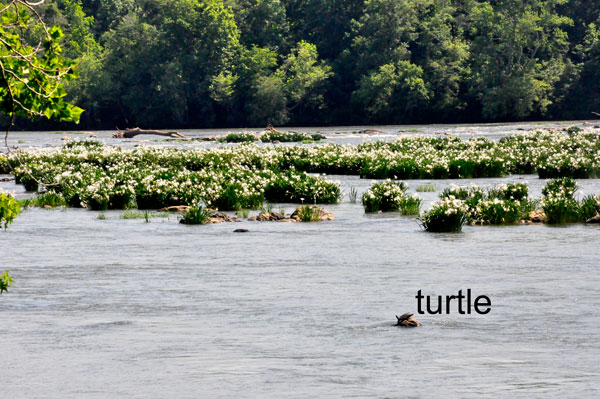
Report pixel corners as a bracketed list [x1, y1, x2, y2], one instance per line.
[362, 180, 410, 213]
[354, 61, 429, 122]
[296, 204, 321, 222]
[0, 191, 21, 229]
[0, 1, 83, 123]
[180, 205, 212, 225]
[541, 177, 582, 224]
[120, 210, 168, 220]
[416, 183, 435, 192]
[348, 187, 358, 203]
[0, 270, 13, 294]
[20, 191, 67, 208]
[260, 131, 322, 142]
[420, 198, 469, 233]
[11, 0, 599, 128]
[469, 0, 571, 119]
[219, 133, 258, 143]
[580, 195, 600, 220]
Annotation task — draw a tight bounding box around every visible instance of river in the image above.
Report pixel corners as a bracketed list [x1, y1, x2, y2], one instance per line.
[1, 122, 599, 398]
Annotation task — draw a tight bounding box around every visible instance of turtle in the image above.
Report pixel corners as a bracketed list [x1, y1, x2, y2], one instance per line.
[395, 312, 422, 327]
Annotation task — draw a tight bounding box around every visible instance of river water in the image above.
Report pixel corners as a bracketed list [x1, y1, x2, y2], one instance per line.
[1, 122, 600, 398]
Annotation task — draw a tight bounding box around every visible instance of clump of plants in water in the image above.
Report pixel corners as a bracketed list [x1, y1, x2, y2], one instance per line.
[420, 197, 469, 232]
[180, 205, 212, 225]
[580, 195, 600, 221]
[0, 191, 21, 229]
[121, 210, 169, 221]
[296, 205, 322, 221]
[362, 180, 422, 214]
[363, 180, 404, 211]
[440, 182, 533, 225]
[63, 138, 104, 149]
[260, 132, 323, 143]
[218, 133, 257, 143]
[0, 270, 13, 294]
[348, 187, 358, 203]
[416, 183, 435, 192]
[541, 177, 585, 224]
[20, 191, 67, 208]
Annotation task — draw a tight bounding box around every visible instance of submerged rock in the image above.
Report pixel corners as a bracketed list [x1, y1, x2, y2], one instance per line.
[248, 207, 334, 222]
[161, 205, 190, 213]
[206, 212, 240, 224]
[585, 214, 600, 224]
[233, 228, 249, 233]
[528, 209, 546, 223]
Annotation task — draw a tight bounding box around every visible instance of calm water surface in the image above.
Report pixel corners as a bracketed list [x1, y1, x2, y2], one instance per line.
[1, 123, 600, 398]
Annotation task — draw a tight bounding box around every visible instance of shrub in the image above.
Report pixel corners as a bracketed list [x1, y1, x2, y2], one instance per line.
[180, 205, 212, 225]
[362, 180, 408, 212]
[1, 270, 13, 294]
[420, 197, 469, 232]
[0, 191, 21, 229]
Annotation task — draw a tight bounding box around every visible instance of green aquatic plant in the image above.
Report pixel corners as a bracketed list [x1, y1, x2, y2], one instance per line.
[416, 183, 435, 192]
[120, 210, 169, 220]
[348, 187, 358, 203]
[362, 180, 409, 212]
[63, 139, 104, 149]
[218, 133, 258, 143]
[235, 209, 251, 218]
[0, 191, 21, 229]
[0, 271, 13, 294]
[580, 195, 600, 221]
[420, 198, 469, 232]
[260, 132, 323, 143]
[97, 214, 107, 220]
[475, 199, 521, 225]
[20, 192, 67, 208]
[180, 205, 212, 225]
[399, 194, 422, 215]
[541, 178, 581, 224]
[296, 205, 321, 222]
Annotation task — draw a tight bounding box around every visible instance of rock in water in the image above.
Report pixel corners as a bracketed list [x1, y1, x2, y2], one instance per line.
[585, 214, 600, 224]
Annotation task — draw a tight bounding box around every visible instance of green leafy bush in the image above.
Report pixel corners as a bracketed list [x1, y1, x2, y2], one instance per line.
[0, 191, 21, 229]
[296, 205, 321, 221]
[0, 271, 13, 294]
[541, 178, 581, 224]
[180, 205, 212, 225]
[362, 180, 409, 212]
[420, 198, 469, 232]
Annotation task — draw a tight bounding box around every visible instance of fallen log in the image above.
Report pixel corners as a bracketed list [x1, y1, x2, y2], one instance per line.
[113, 127, 186, 139]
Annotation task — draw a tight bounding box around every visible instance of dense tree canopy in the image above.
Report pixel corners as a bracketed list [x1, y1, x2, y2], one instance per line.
[7, 0, 600, 128]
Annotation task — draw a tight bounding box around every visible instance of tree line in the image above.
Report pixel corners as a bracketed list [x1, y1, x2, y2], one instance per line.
[11, 0, 600, 129]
